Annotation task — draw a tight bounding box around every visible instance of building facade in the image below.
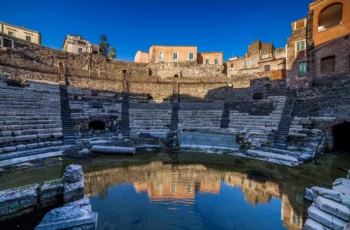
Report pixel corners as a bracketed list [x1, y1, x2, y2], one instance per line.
[286, 0, 350, 89]
[62, 35, 99, 55]
[134, 45, 223, 65]
[226, 40, 286, 80]
[0, 21, 41, 45]
[134, 51, 149, 63]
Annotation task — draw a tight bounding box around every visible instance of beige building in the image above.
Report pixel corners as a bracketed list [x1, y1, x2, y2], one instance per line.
[0, 21, 41, 45]
[134, 51, 149, 63]
[62, 35, 99, 55]
[135, 45, 223, 65]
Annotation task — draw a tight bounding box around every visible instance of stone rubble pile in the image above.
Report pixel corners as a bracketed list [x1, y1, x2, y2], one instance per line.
[304, 170, 350, 230]
[0, 81, 63, 154]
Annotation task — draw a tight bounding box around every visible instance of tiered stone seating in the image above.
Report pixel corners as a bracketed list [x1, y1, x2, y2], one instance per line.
[227, 96, 287, 144]
[178, 110, 223, 132]
[0, 81, 63, 153]
[129, 109, 172, 137]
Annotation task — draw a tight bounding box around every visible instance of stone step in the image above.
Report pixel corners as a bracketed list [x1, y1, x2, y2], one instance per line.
[0, 150, 64, 168]
[247, 149, 299, 164]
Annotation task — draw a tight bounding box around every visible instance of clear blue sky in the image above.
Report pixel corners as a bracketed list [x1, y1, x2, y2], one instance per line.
[2, 0, 311, 62]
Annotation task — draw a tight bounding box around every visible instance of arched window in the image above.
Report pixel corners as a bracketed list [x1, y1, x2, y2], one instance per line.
[318, 3, 343, 32]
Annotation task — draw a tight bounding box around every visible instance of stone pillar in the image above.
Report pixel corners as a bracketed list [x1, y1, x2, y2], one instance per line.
[62, 164, 85, 204]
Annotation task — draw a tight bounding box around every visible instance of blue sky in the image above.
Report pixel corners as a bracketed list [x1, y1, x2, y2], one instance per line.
[2, 0, 311, 61]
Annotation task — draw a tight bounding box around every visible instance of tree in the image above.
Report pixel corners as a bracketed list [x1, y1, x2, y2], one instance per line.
[99, 34, 109, 56]
[109, 47, 116, 59]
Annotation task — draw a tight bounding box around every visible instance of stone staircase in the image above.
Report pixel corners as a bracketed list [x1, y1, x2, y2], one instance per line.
[227, 96, 286, 146]
[274, 98, 295, 149]
[121, 94, 130, 138]
[178, 110, 223, 132]
[170, 102, 179, 131]
[220, 103, 230, 128]
[0, 81, 63, 154]
[59, 85, 76, 145]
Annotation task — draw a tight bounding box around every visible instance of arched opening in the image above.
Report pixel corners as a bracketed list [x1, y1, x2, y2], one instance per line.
[89, 120, 105, 131]
[174, 74, 179, 78]
[318, 3, 343, 32]
[332, 122, 350, 152]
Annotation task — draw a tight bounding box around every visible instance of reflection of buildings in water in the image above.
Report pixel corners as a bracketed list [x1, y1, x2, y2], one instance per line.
[84, 162, 304, 229]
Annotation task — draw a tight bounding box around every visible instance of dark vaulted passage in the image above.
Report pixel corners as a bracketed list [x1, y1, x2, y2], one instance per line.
[332, 122, 350, 152]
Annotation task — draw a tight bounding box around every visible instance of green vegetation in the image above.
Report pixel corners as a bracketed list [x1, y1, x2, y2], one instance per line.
[99, 34, 110, 57]
[109, 47, 116, 59]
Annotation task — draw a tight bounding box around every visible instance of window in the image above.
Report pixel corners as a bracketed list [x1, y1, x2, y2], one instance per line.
[264, 49, 268, 55]
[243, 60, 247, 67]
[3, 38, 12, 48]
[159, 52, 164, 61]
[231, 63, 234, 68]
[318, 3, 343, 32]
[8, 31, 13, 36]
[292, 214, 301, 226]
[171, 183, 176, 193]
[299, 62, 307, 77]
[205, 59, 210, 65]
[251, 59, 255, 65]
[264, 65, 270, 71]
[173, 52, 178, 61]
[214, 59, 219, 64]
[78, 47, 83, 54]
[189, 52, 194, 60]
[26, 36, 31, 42]
[296, 41, 305, 52]
[321, 56, 335, 74]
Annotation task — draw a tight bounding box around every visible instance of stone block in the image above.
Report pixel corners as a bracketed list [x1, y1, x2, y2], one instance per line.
[0, 136, 14, 144]
[35, 205, 98, 230]
[26, 143, 38, 149]
[308, 205, 346, 230]
[52, 132, 63, 138]
[63, 165, 84, 184]
[16, 144, 26, 151]
[3, 147, 16, 152]
[63, 181, 84, 204]
[38, 142, 45, 147]
[15, 135, 38, 141]
[0, 184, 40, 219]
[38, 133, 51, 139]
[304, 218, 331, 230]
[40, 179, 64, 206]
[1, 131, 13, 136]
[316, 196, 350, 221]
[311, 186, 342, 202]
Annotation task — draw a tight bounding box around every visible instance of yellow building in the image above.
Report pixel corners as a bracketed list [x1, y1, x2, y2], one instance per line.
[62, 35, 99, 55]
[0, 21, 41, 45]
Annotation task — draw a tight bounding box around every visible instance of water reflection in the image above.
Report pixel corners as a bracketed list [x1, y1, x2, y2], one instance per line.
[84, 160, 310, 230]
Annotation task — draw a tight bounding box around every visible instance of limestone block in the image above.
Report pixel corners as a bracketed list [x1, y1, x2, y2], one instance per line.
[0, 148, 3, 153]
[63, 165, 84, 184]
[308, 205, 346, 230]
[52, 132, 63, 138]
[10, 125, 22, 130]
[316, 196, 350, 221]
[63, 181, 85, 204]
[3, 147, 16, 152]
[64, 196, 92, 211]
[38, 134, 51, 139]
[13, 131, 22, 136]
[0, 126, 8, 131]
[1, 131, 13, 136]
[0, 184, 40, 219]
[333, 179, 350, 196]
[0, 136, 14, 144]
[40, 180, 64, 206]
[26, 143, 38, 149]
[35, 205, 98, 230]
[44, 141, 52, 146]
[304, 218, 331, 230]
[16, 144, 26, 151]
[15, 135, 38, 141]
[311, 186, 342, 203]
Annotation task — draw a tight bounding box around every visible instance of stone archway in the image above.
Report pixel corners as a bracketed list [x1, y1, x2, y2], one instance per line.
[89, 120, 105, 131]
[332, 122, 350, 152]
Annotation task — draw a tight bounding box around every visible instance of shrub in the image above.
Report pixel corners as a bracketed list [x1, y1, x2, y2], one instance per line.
[6, 79, 27, 88]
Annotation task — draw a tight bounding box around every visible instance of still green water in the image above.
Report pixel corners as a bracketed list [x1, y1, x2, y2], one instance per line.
[0, 151, 349, 230]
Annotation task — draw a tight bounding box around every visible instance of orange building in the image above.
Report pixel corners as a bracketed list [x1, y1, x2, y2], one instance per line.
[134, 45, 223, 65]
[286, 0, 350, 89]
